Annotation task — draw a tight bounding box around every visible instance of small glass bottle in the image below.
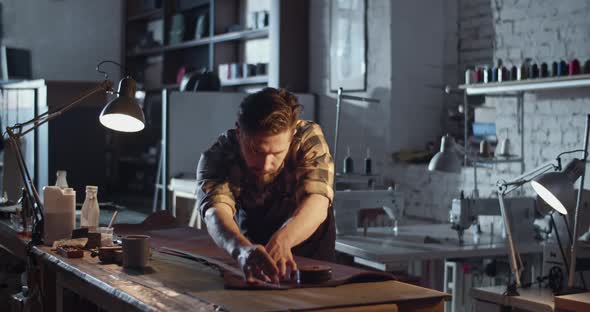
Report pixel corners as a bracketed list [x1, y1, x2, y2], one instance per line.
[343, 146, 354, 174]
[55, 170, 69, 188]
[80, 185, 100, 230]
[364, 148, 372, 175]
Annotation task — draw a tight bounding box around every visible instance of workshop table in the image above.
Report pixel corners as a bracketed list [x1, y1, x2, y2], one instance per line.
[336, 223, 544, 312]
[555, 292, 590, 312]
[0, 213, 451, 312]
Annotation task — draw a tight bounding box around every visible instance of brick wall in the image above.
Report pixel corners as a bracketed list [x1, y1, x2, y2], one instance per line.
[459, 0, 494, 72]
[309, 0, 463, 222]
[461, 0, 590, 198]
[309, 0, 462, 221]
[398, 0, 590, 222]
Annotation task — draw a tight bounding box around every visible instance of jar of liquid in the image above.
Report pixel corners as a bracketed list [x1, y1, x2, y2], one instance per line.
[43, 186, 76, 245]
[80, 185, 100, 231]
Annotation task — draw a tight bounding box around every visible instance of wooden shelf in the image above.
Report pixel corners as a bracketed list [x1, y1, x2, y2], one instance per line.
[474, 157, 523, 165]
[459, 74, 590, 95]
[127, 8, 163, 22]
[221, 76, 268, 87]
[128, 28, 269, 57]
[164, 37, 210, 52]
[127, 46, 164, 57]
[212, 27, 269, 43]
[175, 0, 210, 13]
[143, 84, 180, 93]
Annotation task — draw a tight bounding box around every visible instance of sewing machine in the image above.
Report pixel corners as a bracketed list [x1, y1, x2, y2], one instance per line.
[333, 188, 404, 235]
[450, 196, 537, 244]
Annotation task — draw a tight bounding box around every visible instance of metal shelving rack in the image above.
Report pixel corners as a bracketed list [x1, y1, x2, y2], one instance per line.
[457, 74, 590, 175]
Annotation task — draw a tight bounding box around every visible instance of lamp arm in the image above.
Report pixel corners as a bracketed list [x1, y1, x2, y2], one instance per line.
[497, 160, 558, 195]
[5, 127, 44, 243]
[8, 80, 113, 139]
[568, 114, 590, 288]
[498, 190, 524, 291]
[3, 79, 114, 245]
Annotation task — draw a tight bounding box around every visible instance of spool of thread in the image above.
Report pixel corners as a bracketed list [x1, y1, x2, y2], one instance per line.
[530, 63, 539, 78]
[297, 265, 332, 284]
[498, 66, 508, 82]
[518, 63, 529, 80]
[559, 60, 568, 76]
[479, 140, 490, 158]
[491, 66, 498, 82]
[569, 59, 581, 75]
[483, 67, 491, 83]
[510, 66, 518, 80]
[465, 69, 475, 84]
[552, 62, 559, 77]
[475, 67, 484, 83]
[541, 62, 549, 78]
[498, 138, 511, 157]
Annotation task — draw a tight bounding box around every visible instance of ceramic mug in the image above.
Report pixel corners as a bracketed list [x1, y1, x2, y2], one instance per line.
[122, 235, 150, 269]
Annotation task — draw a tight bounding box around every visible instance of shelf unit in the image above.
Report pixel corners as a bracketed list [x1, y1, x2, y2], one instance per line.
[127, 8, 163, 22]
[127, 27, 270, 57]
[124, 1, 308, 92]
[122, 0, 309, 204]
[458, 74, 590, 174]
[459, 74, 590, 95]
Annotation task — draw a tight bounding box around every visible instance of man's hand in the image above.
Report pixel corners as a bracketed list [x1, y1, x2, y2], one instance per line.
[237, 244, 280, 285]
[265, 236, 298, 280]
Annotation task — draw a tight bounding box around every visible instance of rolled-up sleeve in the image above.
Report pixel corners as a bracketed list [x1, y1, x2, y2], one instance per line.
[196, 151, 236, 219]
[295, 124, 335, 204]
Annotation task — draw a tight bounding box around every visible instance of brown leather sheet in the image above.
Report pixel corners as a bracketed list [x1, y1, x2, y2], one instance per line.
[113, 213, 396, 290]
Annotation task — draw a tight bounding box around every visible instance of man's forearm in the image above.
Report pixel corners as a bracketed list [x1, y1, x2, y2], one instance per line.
[204, 206, 252, 259]
[272, 194, 329, 248]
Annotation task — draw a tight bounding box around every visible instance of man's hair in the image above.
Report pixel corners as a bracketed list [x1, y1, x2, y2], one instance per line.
[238, 87, 301, 135]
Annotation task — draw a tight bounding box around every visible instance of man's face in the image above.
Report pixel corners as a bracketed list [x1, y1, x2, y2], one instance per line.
[238, 128, 293, 185]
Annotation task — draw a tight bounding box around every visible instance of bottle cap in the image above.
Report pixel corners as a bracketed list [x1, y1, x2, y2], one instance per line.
[86, 185, 98, 192]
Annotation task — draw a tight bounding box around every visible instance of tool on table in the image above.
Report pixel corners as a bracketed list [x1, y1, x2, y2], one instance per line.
[108, 210, 119, 228]
[297, 265, 332, 284]
[91, 246, 123, 264]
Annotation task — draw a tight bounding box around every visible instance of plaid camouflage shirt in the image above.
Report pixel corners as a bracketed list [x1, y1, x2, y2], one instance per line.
[196, 120, 334, 233]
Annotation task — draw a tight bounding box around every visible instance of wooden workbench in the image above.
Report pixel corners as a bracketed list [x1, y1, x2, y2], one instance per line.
[472, 285, 554, 312]
[0, 213, 450, 312]
[555, 292, 590, 312]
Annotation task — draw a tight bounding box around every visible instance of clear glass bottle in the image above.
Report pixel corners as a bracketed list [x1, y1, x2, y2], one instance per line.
[55, 170, 68, 188]
[80, 185, 100, 230]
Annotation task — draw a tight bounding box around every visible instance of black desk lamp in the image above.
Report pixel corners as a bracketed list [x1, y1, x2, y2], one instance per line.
[4, 60, 145, 245]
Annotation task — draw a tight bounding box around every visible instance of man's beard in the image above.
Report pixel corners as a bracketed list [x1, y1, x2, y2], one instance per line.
[253, 170, 280, 187]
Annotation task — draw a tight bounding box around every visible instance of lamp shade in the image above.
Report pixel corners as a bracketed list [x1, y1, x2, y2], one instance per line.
[530, 159, 584, 215]
[99, 77, 145, 132]
[428, 135, 461, 173]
